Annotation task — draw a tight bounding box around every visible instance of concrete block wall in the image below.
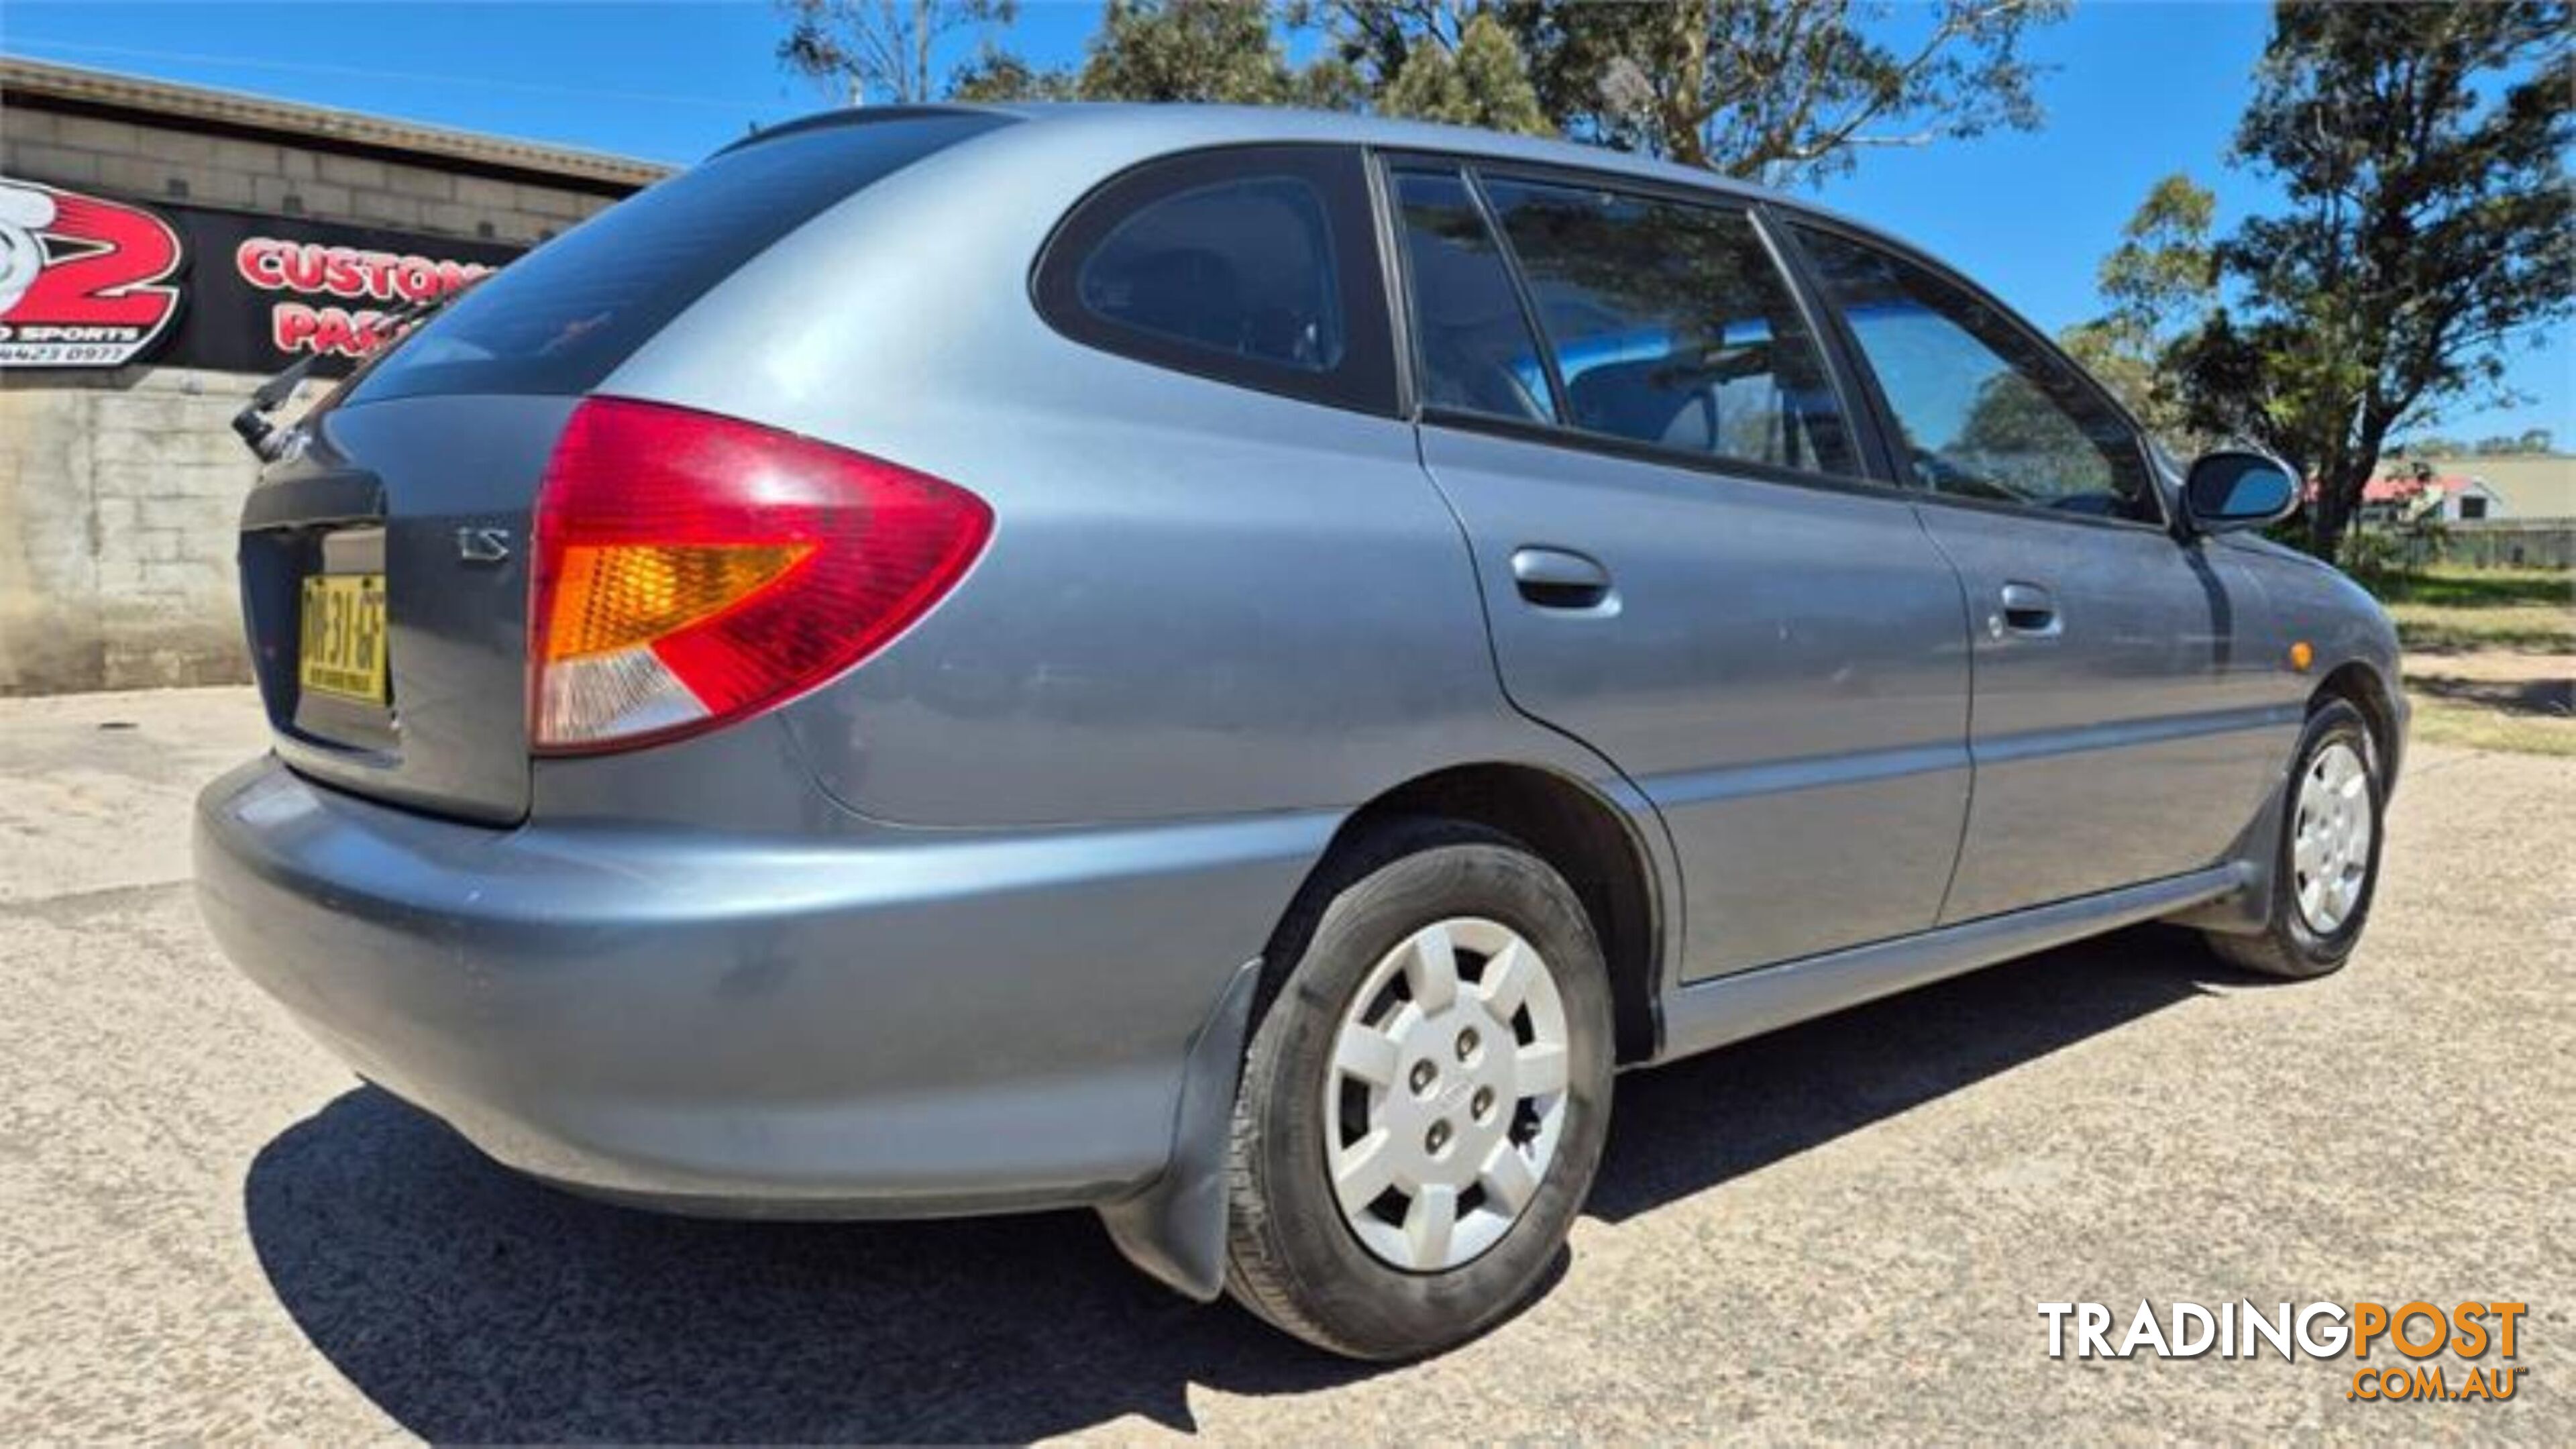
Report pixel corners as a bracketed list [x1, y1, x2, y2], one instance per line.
[0, 366, 278, 692]
[1, 99, 646, 694]
[1, 105, 618, 246]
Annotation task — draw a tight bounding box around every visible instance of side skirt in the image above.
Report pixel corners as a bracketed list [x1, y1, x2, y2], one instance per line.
[1651, 864, 2249, 1066]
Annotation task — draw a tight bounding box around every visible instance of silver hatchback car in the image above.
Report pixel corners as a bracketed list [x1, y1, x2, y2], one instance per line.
[195, 103, 2404, 1360]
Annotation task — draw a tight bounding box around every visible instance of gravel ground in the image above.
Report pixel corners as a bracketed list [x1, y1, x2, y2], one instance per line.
[1, 686, 2569, 1443]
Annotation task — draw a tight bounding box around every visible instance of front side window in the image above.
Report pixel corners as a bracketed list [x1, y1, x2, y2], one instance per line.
[1036, 146, 1395, 413]
[1793, 226, 2156, 522]
[1479, 177, 1858, 478]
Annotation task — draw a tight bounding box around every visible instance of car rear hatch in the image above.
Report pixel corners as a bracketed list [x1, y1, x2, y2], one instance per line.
[235, 111, 1016, 824]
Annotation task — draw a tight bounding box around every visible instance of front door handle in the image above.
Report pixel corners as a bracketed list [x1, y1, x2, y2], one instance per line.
[1511, 547, 1613, 610]
[1996, 581, 2061, 638]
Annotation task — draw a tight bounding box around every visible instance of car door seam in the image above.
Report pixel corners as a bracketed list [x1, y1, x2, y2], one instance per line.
[1909, 500, 1981, 926]
[1404, 423, 1690, 1026]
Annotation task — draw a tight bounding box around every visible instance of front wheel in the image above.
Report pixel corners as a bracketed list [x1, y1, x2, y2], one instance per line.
[2204, 698, 2385, 979]
[1223, 822, 1614, 1360]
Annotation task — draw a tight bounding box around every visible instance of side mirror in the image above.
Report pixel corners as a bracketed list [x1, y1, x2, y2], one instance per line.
[2182, 449, 2298, 533]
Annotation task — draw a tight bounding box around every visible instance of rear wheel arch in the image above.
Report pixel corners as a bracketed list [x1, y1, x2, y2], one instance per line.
[1224, 818, 1618, 1356]
[1265, 763, 1665, 1065]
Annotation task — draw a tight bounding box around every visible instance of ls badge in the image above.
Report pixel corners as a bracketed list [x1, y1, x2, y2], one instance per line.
[455, 526, 512, 565]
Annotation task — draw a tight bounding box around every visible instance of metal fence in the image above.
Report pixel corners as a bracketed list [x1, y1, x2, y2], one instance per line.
[2390, 519, 2575, 570]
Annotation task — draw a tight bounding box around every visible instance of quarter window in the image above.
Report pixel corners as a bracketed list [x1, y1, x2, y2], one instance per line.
[1076, 175, 1343, 373]
[1479, 178, 1858, 478]
[1035, 146, 1396, 414]
[1794, 226, 2156, 522]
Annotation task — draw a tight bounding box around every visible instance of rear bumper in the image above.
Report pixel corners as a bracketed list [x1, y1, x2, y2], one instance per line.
[193, 755, 1328, 1216]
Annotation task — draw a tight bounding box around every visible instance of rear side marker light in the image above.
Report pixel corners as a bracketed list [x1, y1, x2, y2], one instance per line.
[529, 397, 991, 754]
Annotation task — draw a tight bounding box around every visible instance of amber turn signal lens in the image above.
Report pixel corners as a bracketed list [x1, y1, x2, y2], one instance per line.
[543, 543, 810, 661]
[2289, 641, 2314, 672]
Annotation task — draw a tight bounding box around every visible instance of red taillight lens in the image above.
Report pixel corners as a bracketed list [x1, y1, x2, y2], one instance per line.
[529, 397, 991, 754]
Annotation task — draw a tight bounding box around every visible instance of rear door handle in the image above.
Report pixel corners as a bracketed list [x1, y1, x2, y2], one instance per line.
[1996, 581, 2061, 638]
[1510, 547, 1613, 610]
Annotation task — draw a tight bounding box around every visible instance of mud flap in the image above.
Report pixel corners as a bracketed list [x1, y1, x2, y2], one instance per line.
[2166, 767, 2287, 936]
[1097, 957, 1260, 1301]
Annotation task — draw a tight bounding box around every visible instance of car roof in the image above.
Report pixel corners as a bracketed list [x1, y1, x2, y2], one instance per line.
[728, 101, 1882, 231]
[706, 103, 2165, 466]
[720, 101, 2006, 350]
[996, 102, 1770, 191]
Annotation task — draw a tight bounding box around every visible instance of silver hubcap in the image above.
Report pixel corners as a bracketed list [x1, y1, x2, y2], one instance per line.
[1324, 917, 1570, 1273]
[2292, 739, 2373, 934]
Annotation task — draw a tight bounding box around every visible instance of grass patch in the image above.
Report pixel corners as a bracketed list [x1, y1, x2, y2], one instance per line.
[2408, 692, 2576, 757]
[2369, 566, 2571, 610]
[2377, 565, 2575, 755]
[2390, 603, 2576, 653]
[2367, 565, 2575, 653]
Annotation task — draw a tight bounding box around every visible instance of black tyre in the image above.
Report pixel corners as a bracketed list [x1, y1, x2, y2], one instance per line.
[1224, 820, 1615, 1360]
[2204, 698, 2384, 979]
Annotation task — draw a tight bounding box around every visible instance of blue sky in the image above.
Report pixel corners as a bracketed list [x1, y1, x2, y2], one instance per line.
[5, 1, 2565, 443]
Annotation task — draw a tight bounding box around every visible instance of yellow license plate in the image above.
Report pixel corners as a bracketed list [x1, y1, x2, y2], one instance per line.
[298, 573, 388, 704]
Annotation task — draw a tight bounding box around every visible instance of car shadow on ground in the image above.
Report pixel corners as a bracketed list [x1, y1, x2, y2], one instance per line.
[2405, 669, 2572, 718]
[244, 924, 2247, 1440]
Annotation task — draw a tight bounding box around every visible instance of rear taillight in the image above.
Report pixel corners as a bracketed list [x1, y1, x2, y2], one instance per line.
[529, 397, 991, 754]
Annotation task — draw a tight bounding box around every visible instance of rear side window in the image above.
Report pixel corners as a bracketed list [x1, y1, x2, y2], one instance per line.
[1390, 167, 1555, 425]
[344, 114, 1012, 405]
[1480, 177, 1859, 479]
[1035, 146, 1396, 415]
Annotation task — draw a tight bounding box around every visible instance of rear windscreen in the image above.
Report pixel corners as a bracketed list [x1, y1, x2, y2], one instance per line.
[342, 113, 1013, 405]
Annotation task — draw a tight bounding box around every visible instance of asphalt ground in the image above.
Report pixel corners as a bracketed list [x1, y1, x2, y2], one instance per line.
[1, 686, 2568, 1442]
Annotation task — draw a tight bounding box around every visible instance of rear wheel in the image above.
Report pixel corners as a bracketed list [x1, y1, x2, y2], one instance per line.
[1224, 822, 1613, 1360]
[2204, 699, 2383, 979]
